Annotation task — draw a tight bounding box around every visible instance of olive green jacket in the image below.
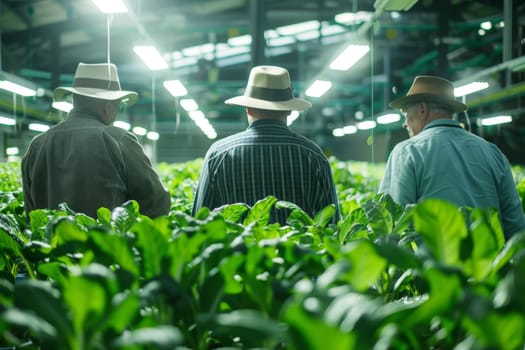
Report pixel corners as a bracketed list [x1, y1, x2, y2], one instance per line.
[22, 111, 170, 218]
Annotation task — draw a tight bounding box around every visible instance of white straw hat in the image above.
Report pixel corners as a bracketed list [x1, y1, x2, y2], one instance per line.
[225, 65, 311, 111]
[54, 63, 138, 106]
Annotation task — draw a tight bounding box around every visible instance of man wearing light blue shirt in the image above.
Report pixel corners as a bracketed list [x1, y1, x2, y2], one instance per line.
[379, 75, 525, 239]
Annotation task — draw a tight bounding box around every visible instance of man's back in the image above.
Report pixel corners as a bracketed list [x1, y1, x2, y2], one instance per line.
[22, 112, 170, 218]
[193, 119, 339, 224]
[379, 119, 525, 236]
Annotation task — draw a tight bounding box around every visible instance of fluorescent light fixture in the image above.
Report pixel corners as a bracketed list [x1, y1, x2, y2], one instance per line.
[0, 115, 16, 125]
[276, 20, 320, 36]
[334, 11, 373, 24]
[267, 36, 296, 47]
[296, 30, 320, 41]
[287, 111, 300, 126]
[228, 34, 252, 46]
[132, 126, 147, 136]
[321, 24, 346, 36]
[330, 44, 370, 71]
[454, 81, 489, 97]
[189, 110, 205, 122]
[216, 46, 250, 58]
[305, 80, 332, 98]
[147, 131, 160, 141]
[133, 45, 168, 71]
[332, 128, 345, 137]
[478, 29, 486, 36]
[164, 80, 188, 97]
[480, 115, 512, 126]
[91, 0, 128, 13]
[52, 101, 73, 113]
[377, 113, 401, 124]
[182, 43, 215, 57]
[0, 80, 37, 97]
[113, 121, 130, 130]
[343, 125, 358, 134]
[480, 21, 492, 30]
[29, 123, 50, 132]
[180, 98, 199, 111]
[357, 120, 377, 130]
[264, 30, 279, 39]
[6, 147, 19, 156]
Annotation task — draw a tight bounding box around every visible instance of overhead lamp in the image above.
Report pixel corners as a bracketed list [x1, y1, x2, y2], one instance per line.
[343, 125, 358, 134]
[330, 44, 370, 71]
[91, 0, 128, 13]
[480, 115, 512, 126]
[267, 36, 296, 47]
[0, 115, 16, 126]
[146, 131, 159, 141]
[357, 120, 377, 130]
[374, 0, 418, 11]
[0, 80, 37, 97]
[377, 113, 401, 124]
[133, 46, 168, 71]
[332, 128, 345, 137]
[480, 21, 492, 30]
[276, 20, 320, 36]
[454, 81, 489, 97]
[180, 98, 199, 112]
[287, 111, 300, 126]
[29, 123, 50, 132]
[132, 126, 147, 136]
[6, 147, 19, 156]
[113, 121, 130, 130]
[334, 11, 373, 25]
[305, 80, 332, 98]
[228, 34, 252, 47]
[52, 101, 73, 113]
[164, 80, 188, 97]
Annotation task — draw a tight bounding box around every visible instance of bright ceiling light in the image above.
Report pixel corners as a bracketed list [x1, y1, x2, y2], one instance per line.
[113, 121, 130, 130]
[0, 115, 16, 125]
[132, 126, 147, 136]
[164, 80, 188, 97]
[480, 21, 492, 30]
[332, 128, 345, 137]
[0, 80, 36, 97]
[228, 34, 252, 46]
[146, 131, 160, 141]
[377, 113, 401, 124]
[133, 45, 168, 71]
[287, 111, 300, 126]
[357, 120, 377, 130]
[180, 98, 199, 112]
[305, 80, 332, 98]
[52, 101, 74, 113]
[334, 11, 373, 24]
[330, 44, 370, 71]
[454, 81, 489, 97]
[276, 20, 320, 36]
[267, 36, 296, 47]
[29, 123, 50, 132]
[343, 125, 358, 134]
[91, 0, 128, 13]
[480, 115, 512, 126]
[6, 147, 19, 156]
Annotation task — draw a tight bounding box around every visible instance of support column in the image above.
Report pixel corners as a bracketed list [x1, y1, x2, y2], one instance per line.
[250, 0, 266, 67]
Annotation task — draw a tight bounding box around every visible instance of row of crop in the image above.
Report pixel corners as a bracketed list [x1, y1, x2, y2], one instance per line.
[0, 160, 525, 349]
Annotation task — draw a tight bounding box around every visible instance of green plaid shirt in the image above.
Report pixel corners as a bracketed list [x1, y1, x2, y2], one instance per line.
[193, 119, 340, 224]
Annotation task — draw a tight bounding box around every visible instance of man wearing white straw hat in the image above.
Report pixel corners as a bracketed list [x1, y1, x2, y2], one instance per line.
[379, 75, 525, 239]
[192, 65, 340, 225]
[22, 62, 170, 219]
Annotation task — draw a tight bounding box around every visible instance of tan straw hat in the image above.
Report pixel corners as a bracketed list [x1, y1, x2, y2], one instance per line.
[54, 63, 138, 106]
[225, 65, 311, 111]
[389, 75, 467, 113]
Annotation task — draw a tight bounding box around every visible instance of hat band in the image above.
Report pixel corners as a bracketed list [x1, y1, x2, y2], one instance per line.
[245, 86, 294, 101]
[73, 78, 121, 91]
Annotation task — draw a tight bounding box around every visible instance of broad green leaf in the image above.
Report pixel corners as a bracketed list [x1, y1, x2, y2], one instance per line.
[413, 199, 467, 266]
[313, 204, 336, 228]
[218, 203, 250, 223]
[284, 303, 355, 350]
[363, 201, 393, 236]
[491, 232, 525, 276]
[462, 310, 525, 349]
[219, 253, 245, 294]
[100, 292, 141, 334]
[244, 196, 278, 226]
[51, 217, 88, 246]
[97, 207, 112, 225]
[276, 200, 314, 225]
[111, 326, 183, 349]
[89, 230, 139, 276]
[2, 308, 57, 339]
[111, 200, 140, 234]
[133, 221, 169, 279]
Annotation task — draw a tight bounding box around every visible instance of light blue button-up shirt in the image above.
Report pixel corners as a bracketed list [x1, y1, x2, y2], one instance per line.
[379, 118, 525, 238]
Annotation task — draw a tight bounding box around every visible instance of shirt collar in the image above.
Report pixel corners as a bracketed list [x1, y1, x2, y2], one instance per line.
[248, 119, 288, 129]
[422, 118, 462, 131]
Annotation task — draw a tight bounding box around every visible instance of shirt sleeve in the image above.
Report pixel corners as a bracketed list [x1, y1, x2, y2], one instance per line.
[379, 144, 417, 206]
[192, 151, 216, 216]
[120, 132, 171, 217]
[497, 156, 525, 239]
[317, 158, 341, 223]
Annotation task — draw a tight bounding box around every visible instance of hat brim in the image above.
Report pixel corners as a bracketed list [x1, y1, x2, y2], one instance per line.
[389, 93, 467, 113]
[225, 95, 312, 111]
[54, 87, 138, 106]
